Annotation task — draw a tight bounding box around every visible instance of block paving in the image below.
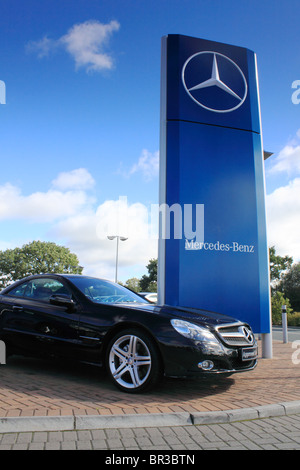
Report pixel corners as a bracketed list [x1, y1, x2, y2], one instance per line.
[0, 340, 300, 450]
[1, 414, 300, 450]
[0, 340, 299, 419]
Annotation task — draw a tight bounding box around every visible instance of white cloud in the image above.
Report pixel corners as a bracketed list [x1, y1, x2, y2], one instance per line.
[0, 169, 157, 281]
[0, 168, 94, 222]
[52, 168, 95, 191]
[127, 149, 159, 181]
[53, 197, 158, 280]
[265, 130, 300, 261]
[60, 20, 120, 72]
[268, 130, 300, 176]
[266, 178, 300, 262]
[26, 36, 58, 58]
[27, 20, 120, 73]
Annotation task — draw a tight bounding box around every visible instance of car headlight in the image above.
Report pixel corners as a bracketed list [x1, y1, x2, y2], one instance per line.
[171, 319, 217, 342]
[171, 319, 224, 354]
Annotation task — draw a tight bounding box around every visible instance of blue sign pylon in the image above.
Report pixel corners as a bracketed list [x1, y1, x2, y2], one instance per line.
[158, 35, 272, 357]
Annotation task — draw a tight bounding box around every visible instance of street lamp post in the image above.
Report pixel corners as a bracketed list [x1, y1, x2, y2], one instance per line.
[107, 235, 128, 283]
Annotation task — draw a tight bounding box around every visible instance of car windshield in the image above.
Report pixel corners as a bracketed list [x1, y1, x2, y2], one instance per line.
[68, 276, 148, 304]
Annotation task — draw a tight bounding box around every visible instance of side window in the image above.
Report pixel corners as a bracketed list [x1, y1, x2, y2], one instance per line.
[7, 281, 30, 298]
[7, 278, 71, 302]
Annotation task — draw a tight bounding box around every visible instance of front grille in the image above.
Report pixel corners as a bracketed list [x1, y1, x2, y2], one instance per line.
[216, 323, 255, 347]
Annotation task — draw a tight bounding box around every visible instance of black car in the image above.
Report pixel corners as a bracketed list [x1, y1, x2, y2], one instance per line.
[0, 274, 257, 393]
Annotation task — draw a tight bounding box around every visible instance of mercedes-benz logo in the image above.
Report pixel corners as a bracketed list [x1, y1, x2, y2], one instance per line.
[182, 51, 248, 113]
[241, 326, 254, 344]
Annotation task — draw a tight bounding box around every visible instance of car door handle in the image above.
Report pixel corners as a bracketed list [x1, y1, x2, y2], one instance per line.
[12, 305, 23, 312]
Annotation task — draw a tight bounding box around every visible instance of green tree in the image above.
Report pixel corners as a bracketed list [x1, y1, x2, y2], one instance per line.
[139, 258, 157, 292]
[279, 262, 300, 312]
[0, 240, 83, 288]
[269, 246, 293, 284]
[124, 277, 141, 293]
[271, 291, 292, 325]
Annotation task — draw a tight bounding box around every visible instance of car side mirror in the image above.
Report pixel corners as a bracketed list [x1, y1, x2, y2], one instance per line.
[49, 294, 76, 312]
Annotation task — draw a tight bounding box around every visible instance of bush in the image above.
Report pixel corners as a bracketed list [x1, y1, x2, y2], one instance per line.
[271, 291, 292, 325]
[280, 262, 300, 312]
[287, 311, 300, 327]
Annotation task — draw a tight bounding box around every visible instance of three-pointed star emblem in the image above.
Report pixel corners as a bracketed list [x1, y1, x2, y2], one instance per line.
[182, 51, 248, 113]
[188, 53, 242, 101]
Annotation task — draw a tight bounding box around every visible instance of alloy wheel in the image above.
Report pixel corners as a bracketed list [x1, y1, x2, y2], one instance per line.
[108, 333, 152, 390]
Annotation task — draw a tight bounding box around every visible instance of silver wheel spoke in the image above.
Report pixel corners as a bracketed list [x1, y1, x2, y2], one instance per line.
[135, 355, 151, 367]
[129, 364, 141, 387]
[113, 361, 130, 380]
[128, 335, 137, 356]
[111, 345, 128, 361]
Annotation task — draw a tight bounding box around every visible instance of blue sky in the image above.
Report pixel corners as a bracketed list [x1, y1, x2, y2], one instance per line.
[0, 0, 300, 281]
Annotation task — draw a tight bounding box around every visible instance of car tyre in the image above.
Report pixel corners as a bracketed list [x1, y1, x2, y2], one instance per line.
[106, 328, 162, 393]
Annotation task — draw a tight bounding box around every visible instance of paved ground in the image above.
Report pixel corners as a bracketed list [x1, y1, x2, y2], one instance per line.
[1, 413, 300, 450]
[0, 339, 300, 451]
[1, 340, 300, 418]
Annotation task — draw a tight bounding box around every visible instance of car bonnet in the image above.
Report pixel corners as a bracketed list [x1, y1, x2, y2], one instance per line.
[118, 302, 241, 327]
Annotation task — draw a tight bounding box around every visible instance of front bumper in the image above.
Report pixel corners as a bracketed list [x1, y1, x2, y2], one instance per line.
[159, 339, 258, 378]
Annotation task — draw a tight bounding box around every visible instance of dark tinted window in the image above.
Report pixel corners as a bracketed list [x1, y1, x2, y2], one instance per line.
[69, 276, 147, 304]
[7, 282, 29, 298]
[7, 278, 71, 301]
